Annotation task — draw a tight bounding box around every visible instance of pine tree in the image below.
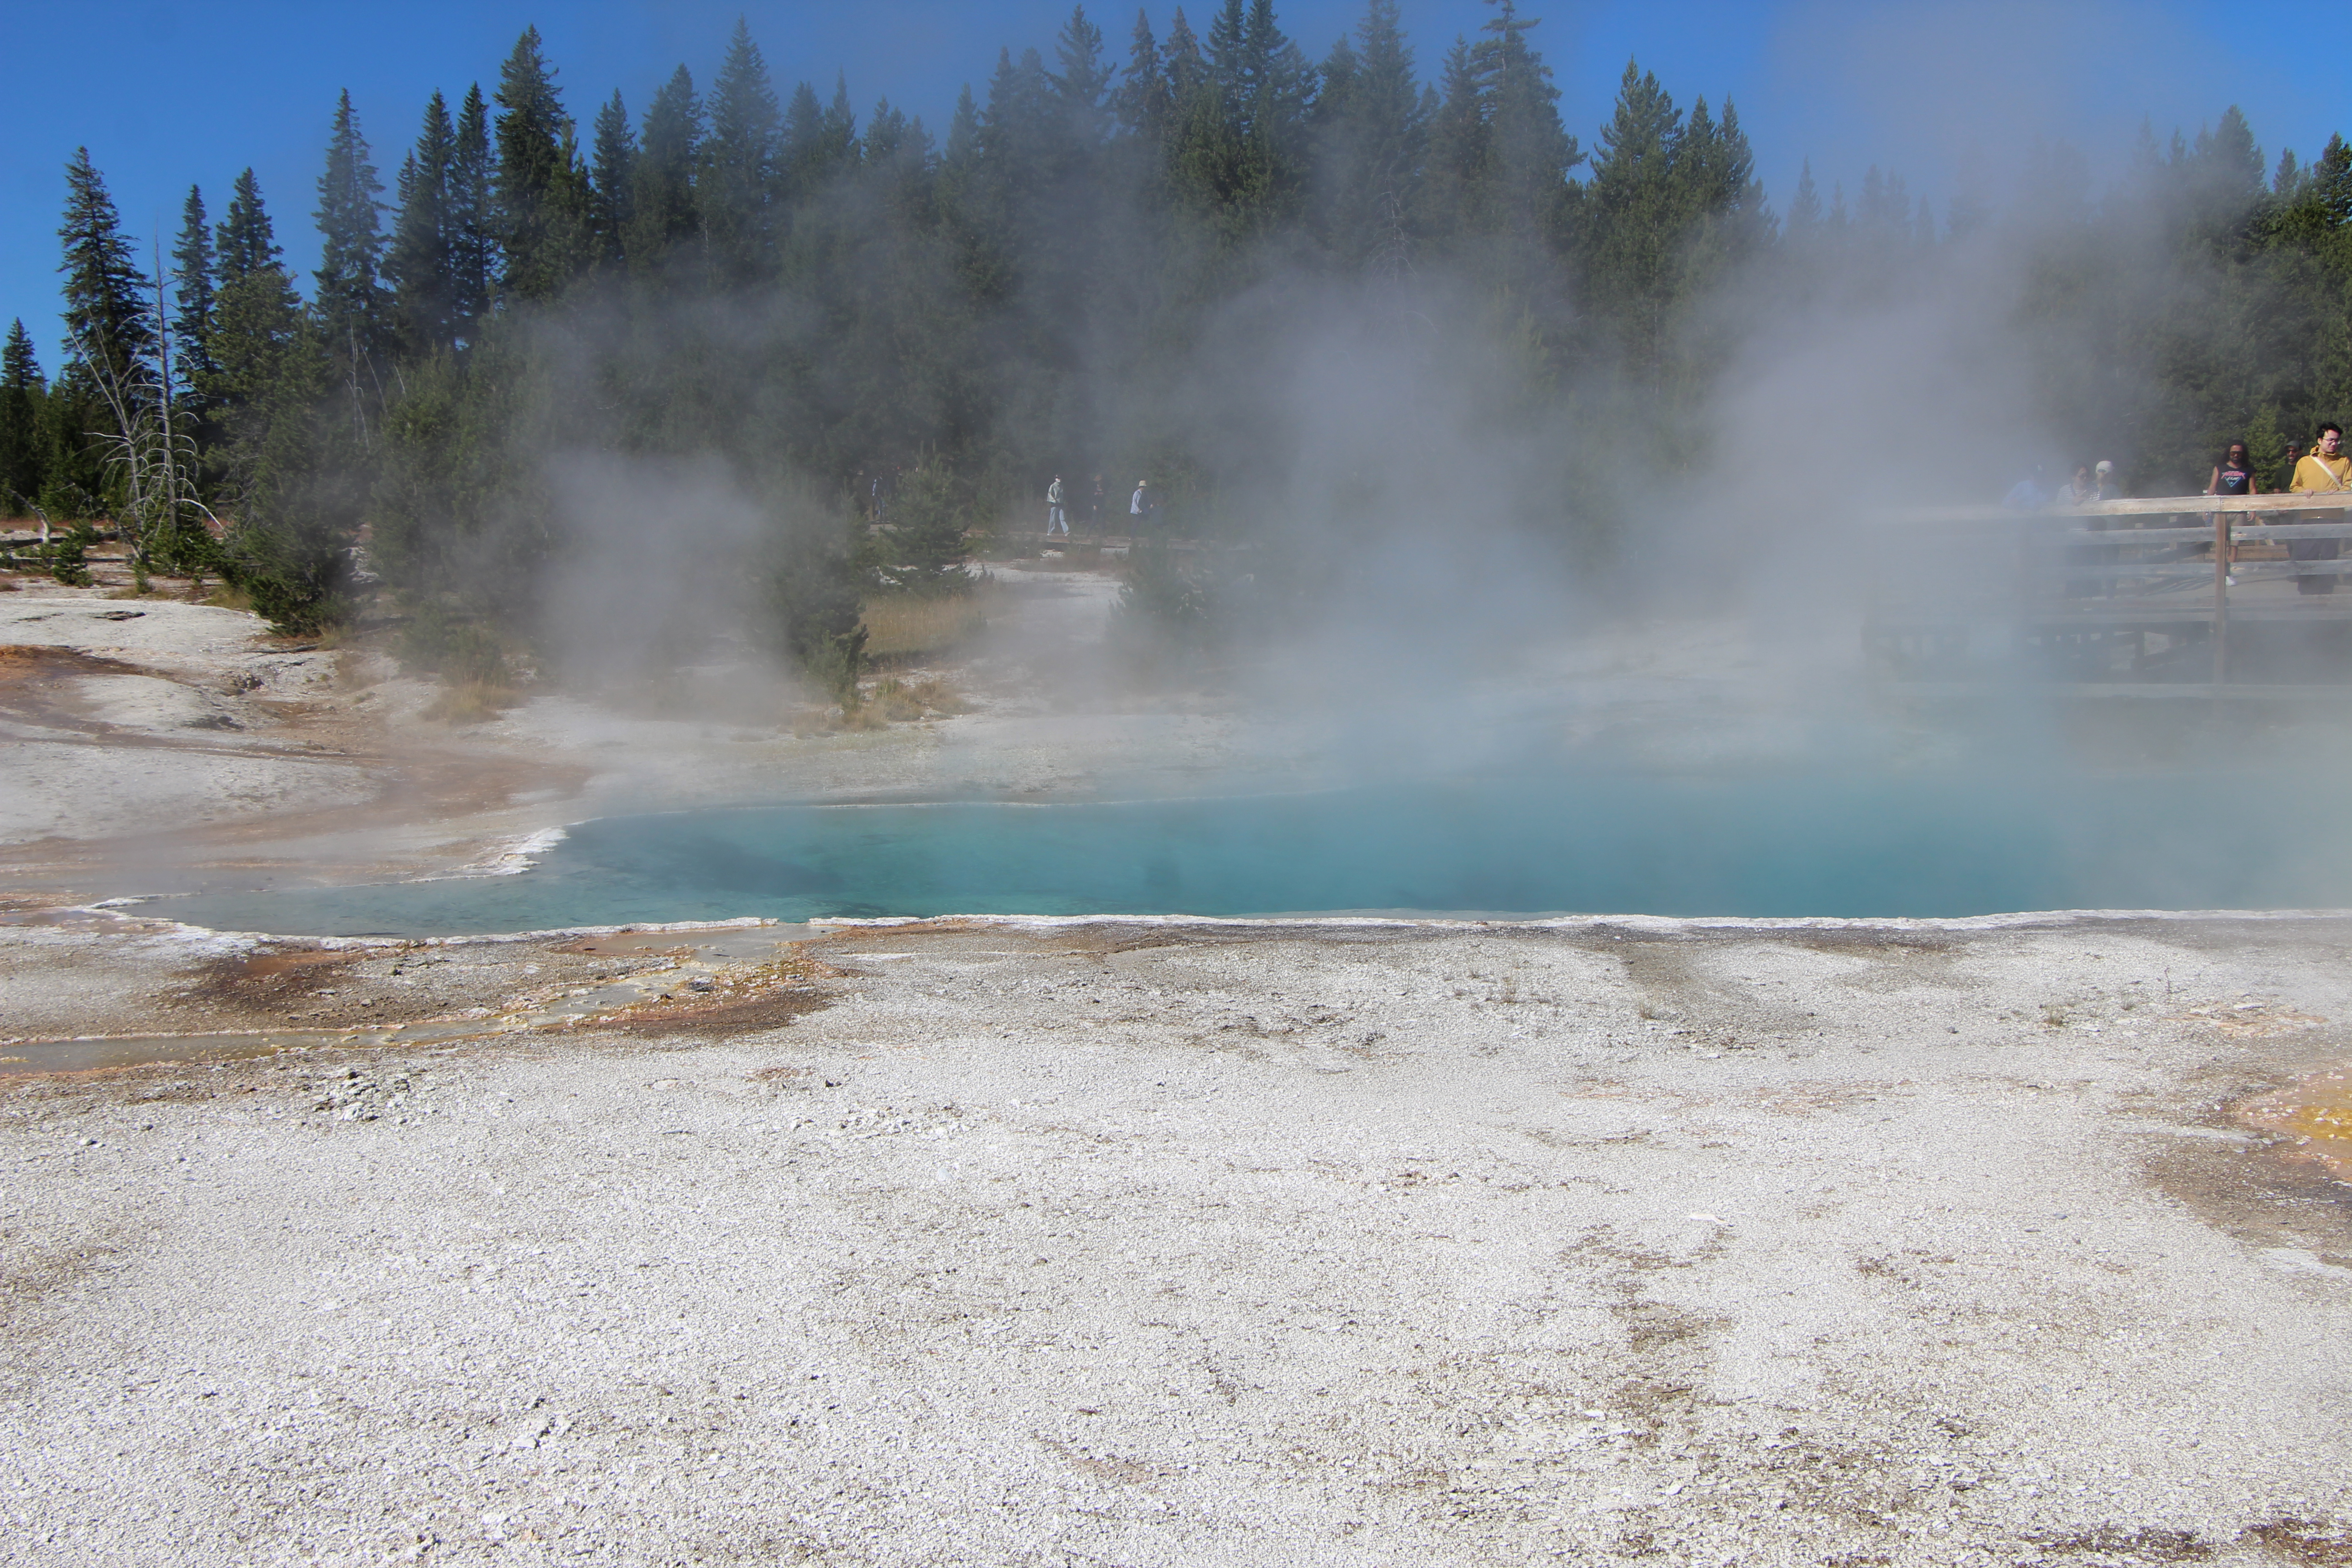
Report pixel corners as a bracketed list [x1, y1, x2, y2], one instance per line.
[1202, 0, 1313, 159]
[1164, 10, 1208, 108]
[703, 19, 782, 282]
[205, 171, 310, 498]
[1785, 158, 1822, 240]
[449, 84, 497, 333]
[58, 147, 155, 391]
[2185, 104, 2264, 225]
[862, 97, 919, 167]
[1946, 148, 1991, 241]
[1165, 0, 1313, 231]
[2273, 148, 2303, 201]
[589, 90, 637, 265]
[203, 174, 346, 628]
[1424, 38, 1485, 232]
[1114, 10, 1169, 142]
[1355, 0, 1424, 193]
[217, 168, 278, 282]
[942, 84, 983, 181]
[973, 48, 1063, 246]
[1471, 0, 1575, 241]
[1052, 6, 1113, 144]
[0, 319, 47, 512]
[1677, 97, 1769, 254]
[1206, 0, 1246, 106]
[52, 149, 157, 517]
[494, 26, 589, 302]
[1579, 61, 1685, 381]
[827, 77, 862, 162]
[2317, 134, 2352, 224]
[1312, 0, 1426, 265]
[170, 186, 219, 404]
[782, 74, 860, 204]
[386, 90, 458, 356]
[2200, 107, 2264, 195]
[314, 89, 388, 416]
[627, 66, 703, 274]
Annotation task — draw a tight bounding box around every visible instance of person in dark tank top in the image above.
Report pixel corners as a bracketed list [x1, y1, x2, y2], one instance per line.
[2207, 441, 2256, 498]
[2207, 441, 2258, 583]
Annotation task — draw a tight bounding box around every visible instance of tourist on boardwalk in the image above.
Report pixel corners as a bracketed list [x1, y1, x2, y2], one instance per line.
[2207, 441, 2258, 585]
[1130, 479, 1150, 528]
[1046, 474, 1068, 538]
[2289, 425, 2350, 594]
[2003, 463, 2049, 511]
[2081, 461, 2127, 593]
[2208, 443, 2258, 500]
[1090, 475, 1105, 534]
[2280, 441, 2305, 492]
[2058, 465, 2097, 506]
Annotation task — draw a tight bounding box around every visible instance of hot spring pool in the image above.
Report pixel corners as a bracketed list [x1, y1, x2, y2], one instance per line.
[141, 770, 2352, 937]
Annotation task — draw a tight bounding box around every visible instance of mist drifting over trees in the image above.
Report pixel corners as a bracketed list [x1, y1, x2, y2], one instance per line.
[5, 2, 2352, 683]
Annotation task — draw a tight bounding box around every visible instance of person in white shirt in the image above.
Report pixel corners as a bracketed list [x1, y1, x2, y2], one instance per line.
[1045, 475, 1068, 537]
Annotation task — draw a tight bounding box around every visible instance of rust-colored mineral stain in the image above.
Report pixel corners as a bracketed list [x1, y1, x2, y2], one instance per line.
[2244, 1064, 2352, 1182]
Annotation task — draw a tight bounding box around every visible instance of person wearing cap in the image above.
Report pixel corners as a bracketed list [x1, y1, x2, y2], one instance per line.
[2289, 425, 2352, 594]
[2091, 460, 2121, 501]
[1130, 479, 1149, 526]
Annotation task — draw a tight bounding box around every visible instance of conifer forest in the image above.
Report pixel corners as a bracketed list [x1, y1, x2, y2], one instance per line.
[4, 1, 2351, 677]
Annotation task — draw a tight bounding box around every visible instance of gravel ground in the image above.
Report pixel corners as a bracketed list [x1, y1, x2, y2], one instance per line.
[2, 913, 2347, 1566]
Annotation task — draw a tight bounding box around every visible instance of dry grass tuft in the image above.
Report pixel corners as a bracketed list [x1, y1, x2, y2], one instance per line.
[861, 592, 988, 659]
[789, 673, 970, 733]
[866, 674, 970, 721]
[202, 582, 254, 612]
[422, 679, 520, 725]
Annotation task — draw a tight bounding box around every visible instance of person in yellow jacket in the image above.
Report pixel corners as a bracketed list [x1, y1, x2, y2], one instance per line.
[2289, 424, 2352, 594]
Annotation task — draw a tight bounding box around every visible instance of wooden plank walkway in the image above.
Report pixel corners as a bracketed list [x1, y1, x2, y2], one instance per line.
[1869, 492, 2352, 686]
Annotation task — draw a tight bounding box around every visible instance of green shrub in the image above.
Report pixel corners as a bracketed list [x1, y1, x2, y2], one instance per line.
[45, 524, 95, 588]
[802, 626, 869, 711]
[1113, 539, 1227, 650]
[880, 456, 971, 594]
[398, 599, 511, 685]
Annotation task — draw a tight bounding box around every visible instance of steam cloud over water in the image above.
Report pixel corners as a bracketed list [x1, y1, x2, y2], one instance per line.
[22, 4, 2352, 922]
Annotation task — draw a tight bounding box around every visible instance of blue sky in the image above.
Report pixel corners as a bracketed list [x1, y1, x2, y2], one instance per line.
[1, 0, 2329, 366]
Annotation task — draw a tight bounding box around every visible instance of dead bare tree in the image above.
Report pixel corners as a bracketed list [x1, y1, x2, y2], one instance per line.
[68, 248, 219, 591]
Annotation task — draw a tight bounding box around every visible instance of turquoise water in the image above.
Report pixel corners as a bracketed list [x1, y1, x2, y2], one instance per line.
[143, 770, 2352, 936]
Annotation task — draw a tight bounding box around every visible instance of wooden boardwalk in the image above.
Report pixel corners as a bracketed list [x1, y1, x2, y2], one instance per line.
[1867, 491, 2352, 689]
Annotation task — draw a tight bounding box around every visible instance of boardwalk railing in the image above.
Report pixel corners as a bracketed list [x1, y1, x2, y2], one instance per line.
[1869, 491, 2352, 686]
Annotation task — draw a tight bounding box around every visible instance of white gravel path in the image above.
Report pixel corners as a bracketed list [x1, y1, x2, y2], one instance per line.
[1, 916, 2345, 1566]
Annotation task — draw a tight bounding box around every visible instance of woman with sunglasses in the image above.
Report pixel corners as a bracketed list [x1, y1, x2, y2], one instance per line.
[2206, 441, 2258, 584]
